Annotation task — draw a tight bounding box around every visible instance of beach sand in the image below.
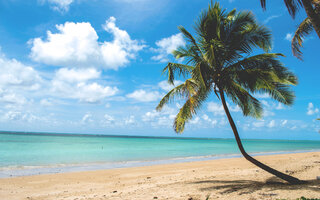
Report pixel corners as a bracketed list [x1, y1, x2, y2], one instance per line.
[0, 152, 319, 200]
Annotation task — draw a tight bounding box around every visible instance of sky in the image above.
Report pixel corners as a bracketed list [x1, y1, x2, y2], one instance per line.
[0, 0, 319, 140]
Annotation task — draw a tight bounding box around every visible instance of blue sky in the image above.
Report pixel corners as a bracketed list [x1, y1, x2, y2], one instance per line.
[0, 0, 319, 140]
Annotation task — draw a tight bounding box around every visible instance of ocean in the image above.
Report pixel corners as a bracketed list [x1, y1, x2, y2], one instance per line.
[0, 132, 319, 177]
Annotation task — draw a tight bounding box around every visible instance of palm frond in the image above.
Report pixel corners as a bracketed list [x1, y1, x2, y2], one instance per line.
[174, 87, 211, 133]
[178, 26, 204, 59]
[260, 0, 302, 18]
[284, 0, 303, 18]
[162, 62, 194, 84]
[156, 79, 199, 111]
[259, 83, 296, 105]
[292, 17, 314, 60]
[225, 53, 297, 86]
[224, 81, 263, 118]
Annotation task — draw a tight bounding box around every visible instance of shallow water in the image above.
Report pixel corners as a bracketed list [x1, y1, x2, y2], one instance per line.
[1, 132, 320, 167]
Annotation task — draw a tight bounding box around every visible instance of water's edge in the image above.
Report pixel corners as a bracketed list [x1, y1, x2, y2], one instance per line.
[1, 149, 319, 178]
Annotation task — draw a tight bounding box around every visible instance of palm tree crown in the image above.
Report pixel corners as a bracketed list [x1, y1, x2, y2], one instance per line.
[157, 2, 297, 133]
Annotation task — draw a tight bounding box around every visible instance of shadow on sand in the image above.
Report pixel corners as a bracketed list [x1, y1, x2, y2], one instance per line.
[190, 177, 320, 196]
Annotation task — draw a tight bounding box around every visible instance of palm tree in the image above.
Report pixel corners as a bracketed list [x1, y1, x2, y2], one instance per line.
[260, 0, 320, 59]
[157, 2, 303, 184]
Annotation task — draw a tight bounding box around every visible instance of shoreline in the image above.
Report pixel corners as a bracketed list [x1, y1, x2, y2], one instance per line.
[0, 151, 319, 200]
[1, 149, 319, 178]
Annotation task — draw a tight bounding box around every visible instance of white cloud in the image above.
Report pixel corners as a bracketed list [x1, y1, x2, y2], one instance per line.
[202, 114, 218, 126]
[151, 33, 185, 62]
[0, 51, 43, 110]
[207, 102, 224, 116]
[307, 102, 319, 115]
[190, 116, 200, 124]
[30, 22, 99, 66]
[207, 102, 239, 116]
[52, 81, 118, 103]
[260, 100, 284, 116]
[126, 89, 161, 102]
[41, 0, 74, 12]
[81, 113, 93, 123]
[253, 120, 265, 128]
[275, 103, 285, 110]
[268, 120, 276, 128]
[263, 15, 281, 24]
[0, 54, 42, 90]
[158, 80, 183, 91]
[202, 114, 209, 121]
[142, 110, 160, 122]
[101, 17, 146, 69]
[281, 120, 288, 126]
[124, 115, 136, 125]
[285, 33, 293, 41]
[55, 68, 100, 83]
[263, 110, 275, 117]
[255, 93, 270, 99]
[229, 105, 241, 112]
[40, 98, 54, 106]
[30, 17, 145, 70]
[3, 111, 37, 123]
[0, 90, 27, 105]
[103, 114, 115, 124]
[141, 106, 177, 127]
[52, 68, 118, 103]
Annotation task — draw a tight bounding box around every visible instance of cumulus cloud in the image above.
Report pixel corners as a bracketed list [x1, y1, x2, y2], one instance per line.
[285, 33, 293, 41]
[207, 102, 240, 116]
[151, 33, 185, 62]
[30, 22, 100, 67]
[55, 68, 101, 83]
[30, 17, 145, 70]
[40, 98, 54, 106]
[0, 52, 43, 108]
[208, 102, 224, 116]
[252, 120, 265, 128]
[124, 115, 136, 125]
[0, 90, 27, 105]
[126, 89, 161, 102]
[52, 68, 118, 103]
[158, 80, 183, 91]
[142, 110, 160, 122]
[142, 106, 177, 127]
[281, 119, 288, 126]
[101, 17, 146, 69]
[41, 0, 74, 12]
[103, 114, 115, 125]
[81, 113, 93, 123]
[203, 114, 219, 126]
[307, 102, 319, 115]
[0, 54, 42, 90]
[268, 120, 276, 128]
[190, 116, 200, 124]
[3, 111, 38, 123]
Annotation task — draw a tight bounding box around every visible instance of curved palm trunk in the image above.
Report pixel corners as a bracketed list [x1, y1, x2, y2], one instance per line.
[302, 0, 320, 38]
[219, 90, 303, 184]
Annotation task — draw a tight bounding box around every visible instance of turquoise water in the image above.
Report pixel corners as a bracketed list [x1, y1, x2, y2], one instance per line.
[1, 132, 320, 169]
